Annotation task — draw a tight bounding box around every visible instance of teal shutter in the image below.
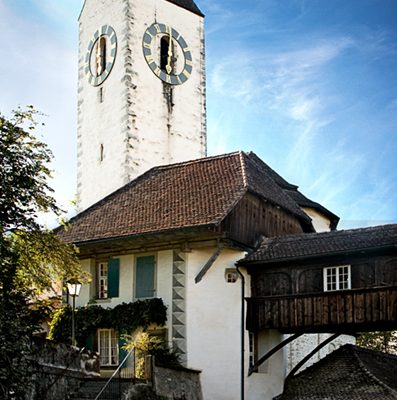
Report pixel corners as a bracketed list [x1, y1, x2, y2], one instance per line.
[118, 335, 128, 369]
[85, 334, 94, 351]
[108, 258, 120, 298]
[136, 256, 155, 298]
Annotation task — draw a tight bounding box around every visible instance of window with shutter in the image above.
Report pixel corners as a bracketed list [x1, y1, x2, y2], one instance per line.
[108, 258, 120, 298]
[96, 258, 120, 299]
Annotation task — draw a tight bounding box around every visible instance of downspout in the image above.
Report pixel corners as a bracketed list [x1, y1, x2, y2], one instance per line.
[236, 265, 245, 400]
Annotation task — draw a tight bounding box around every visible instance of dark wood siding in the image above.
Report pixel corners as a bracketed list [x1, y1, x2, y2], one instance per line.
[247, 286, 397, 333]
[250, 255, 397, 296]
[247, 253, 397, 333]
[221, 193, 304, 248]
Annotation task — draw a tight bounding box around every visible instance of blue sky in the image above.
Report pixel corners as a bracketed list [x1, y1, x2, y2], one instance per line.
[0, 0, 396, 229]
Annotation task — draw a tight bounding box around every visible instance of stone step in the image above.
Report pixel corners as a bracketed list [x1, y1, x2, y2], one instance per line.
[70, 378, 135, 400]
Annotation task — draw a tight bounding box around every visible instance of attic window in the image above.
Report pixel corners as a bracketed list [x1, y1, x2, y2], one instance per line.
[96, 36, 107, 76]
[160, 36, 173, 73]
[225, 268, 238, 283]
[323, 265, 351, 291]
[99, 144, 104, 162]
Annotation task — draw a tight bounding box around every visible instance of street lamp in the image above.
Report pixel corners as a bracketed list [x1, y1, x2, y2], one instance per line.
[67, 282, 82, 347]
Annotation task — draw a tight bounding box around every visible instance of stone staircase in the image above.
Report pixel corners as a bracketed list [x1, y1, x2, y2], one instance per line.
[69, 378, 135, 400]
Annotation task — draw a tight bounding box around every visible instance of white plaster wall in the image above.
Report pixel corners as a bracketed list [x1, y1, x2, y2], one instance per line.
[77, 0, 129, 211]
[185, 248, 244, 400]
[286, 333, 356, 374]
[246, 330, 286, 400]
[77, 0, 206, 211]
[73, 251, 174, 340]
[128, 0, 206, 168]
[303, 207, 332, 232]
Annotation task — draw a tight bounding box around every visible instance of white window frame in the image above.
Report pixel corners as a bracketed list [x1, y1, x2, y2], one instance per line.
[225, 268, 238, 283]
[97, 262, 108, 299]
[323, 265, 351, 291]
[97, 328, 118, 366]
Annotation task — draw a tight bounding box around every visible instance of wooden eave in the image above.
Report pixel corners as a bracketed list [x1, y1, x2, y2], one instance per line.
[73, 224, 250, 258]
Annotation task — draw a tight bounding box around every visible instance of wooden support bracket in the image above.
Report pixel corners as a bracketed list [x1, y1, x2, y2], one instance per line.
[195, 244, 224, 283]
[286, 333, 341, 379]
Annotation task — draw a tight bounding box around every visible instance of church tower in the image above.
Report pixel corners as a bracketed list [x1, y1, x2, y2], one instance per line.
[77, 0, 206, 210]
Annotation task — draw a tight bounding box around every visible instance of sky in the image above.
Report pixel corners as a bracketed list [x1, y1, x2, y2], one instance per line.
[0, 0, 396, 229]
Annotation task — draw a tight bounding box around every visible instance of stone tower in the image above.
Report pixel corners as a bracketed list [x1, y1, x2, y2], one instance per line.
[77, 0, 206, 210]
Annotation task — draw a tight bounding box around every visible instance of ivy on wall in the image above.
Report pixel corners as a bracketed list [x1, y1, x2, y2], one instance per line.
[48, 298, 167, 348]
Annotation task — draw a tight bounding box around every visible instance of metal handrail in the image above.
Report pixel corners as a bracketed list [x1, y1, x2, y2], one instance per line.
[94, 348, 135, 400]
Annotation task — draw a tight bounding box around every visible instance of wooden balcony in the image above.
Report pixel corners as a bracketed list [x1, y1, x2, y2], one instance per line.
[246, 286, 397, 334]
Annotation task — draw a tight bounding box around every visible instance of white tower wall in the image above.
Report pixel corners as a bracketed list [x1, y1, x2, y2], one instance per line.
[77, 0, 206, 210]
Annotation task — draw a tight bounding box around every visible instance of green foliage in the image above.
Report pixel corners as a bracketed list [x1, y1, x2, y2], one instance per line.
[0, 107, 88, 398]
[0, 106, 58, 234]
[357, 331, 397, 355]
[124, 331, 181, 378]
[0, 107, 88, 293]
[48, 298, 167, 347]
[0, 245, 39, 399]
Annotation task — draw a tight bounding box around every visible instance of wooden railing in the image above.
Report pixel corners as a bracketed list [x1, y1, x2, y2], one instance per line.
[246, 286, 397, 333]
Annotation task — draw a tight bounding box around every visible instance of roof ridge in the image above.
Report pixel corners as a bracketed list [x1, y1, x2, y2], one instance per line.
[153, 151, 242, 171]
[239, 151, 249, 189]
[268, 223, 397, 242]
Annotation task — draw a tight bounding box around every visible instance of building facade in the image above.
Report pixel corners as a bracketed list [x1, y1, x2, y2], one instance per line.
[77, 0, 207, 210]
[56, 1, 374, 399]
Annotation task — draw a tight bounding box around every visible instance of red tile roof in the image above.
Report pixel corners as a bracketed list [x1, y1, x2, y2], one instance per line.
[56, 152, 312, 244]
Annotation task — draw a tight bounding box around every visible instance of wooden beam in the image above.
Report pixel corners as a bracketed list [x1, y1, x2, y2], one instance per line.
[286, 333, 341, 379]
[248, 333, 303, 376]
[195, 244, 224, 283]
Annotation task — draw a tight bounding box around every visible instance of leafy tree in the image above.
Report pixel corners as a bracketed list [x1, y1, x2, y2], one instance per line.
[0, 107, 88, 399]
[124, 331, 181, 379]
[357, 331, 397, 355]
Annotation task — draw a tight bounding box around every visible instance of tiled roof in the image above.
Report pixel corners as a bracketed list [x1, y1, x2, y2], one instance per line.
[276, 345, 397, 400]
[240, 223, 397, 264]
[56, 152, 311, 244]
[166, 0, 204, 16]
[246, 152, 339, 229]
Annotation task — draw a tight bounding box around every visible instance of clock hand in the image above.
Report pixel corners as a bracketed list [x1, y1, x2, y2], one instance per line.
[96, 38, 103, 76]
[166, 26, 173, 74]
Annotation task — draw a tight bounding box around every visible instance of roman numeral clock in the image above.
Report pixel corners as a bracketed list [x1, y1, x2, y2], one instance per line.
[142, 23, 193, 85]
[84, 23, 192, 87]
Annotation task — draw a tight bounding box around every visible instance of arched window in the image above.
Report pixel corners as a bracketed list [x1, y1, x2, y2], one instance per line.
[96, 36, 107, 76]
[160, 36, 172, 73]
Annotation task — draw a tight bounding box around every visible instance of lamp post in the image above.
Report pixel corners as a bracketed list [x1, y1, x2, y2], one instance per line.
[67, 282, 82, 347]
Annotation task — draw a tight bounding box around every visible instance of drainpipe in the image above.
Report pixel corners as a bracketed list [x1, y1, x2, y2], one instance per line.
[236, 264, 245, 400]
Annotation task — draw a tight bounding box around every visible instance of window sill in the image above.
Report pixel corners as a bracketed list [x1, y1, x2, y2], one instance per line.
[93, 298, 112, 304]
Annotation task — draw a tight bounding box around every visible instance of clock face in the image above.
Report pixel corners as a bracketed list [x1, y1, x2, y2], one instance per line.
[142, 23, 193, 85]
[85, 25, 117, 87]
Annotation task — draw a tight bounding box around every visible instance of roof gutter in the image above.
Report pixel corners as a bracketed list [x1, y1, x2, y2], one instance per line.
[236, 264, 245, 400]
[68, 223, 218, 247]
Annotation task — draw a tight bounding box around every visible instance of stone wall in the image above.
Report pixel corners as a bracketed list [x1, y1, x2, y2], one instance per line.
[152, 364, 203, 400]
[26, 338, 100, 400]
[122, 362, 202, 400]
